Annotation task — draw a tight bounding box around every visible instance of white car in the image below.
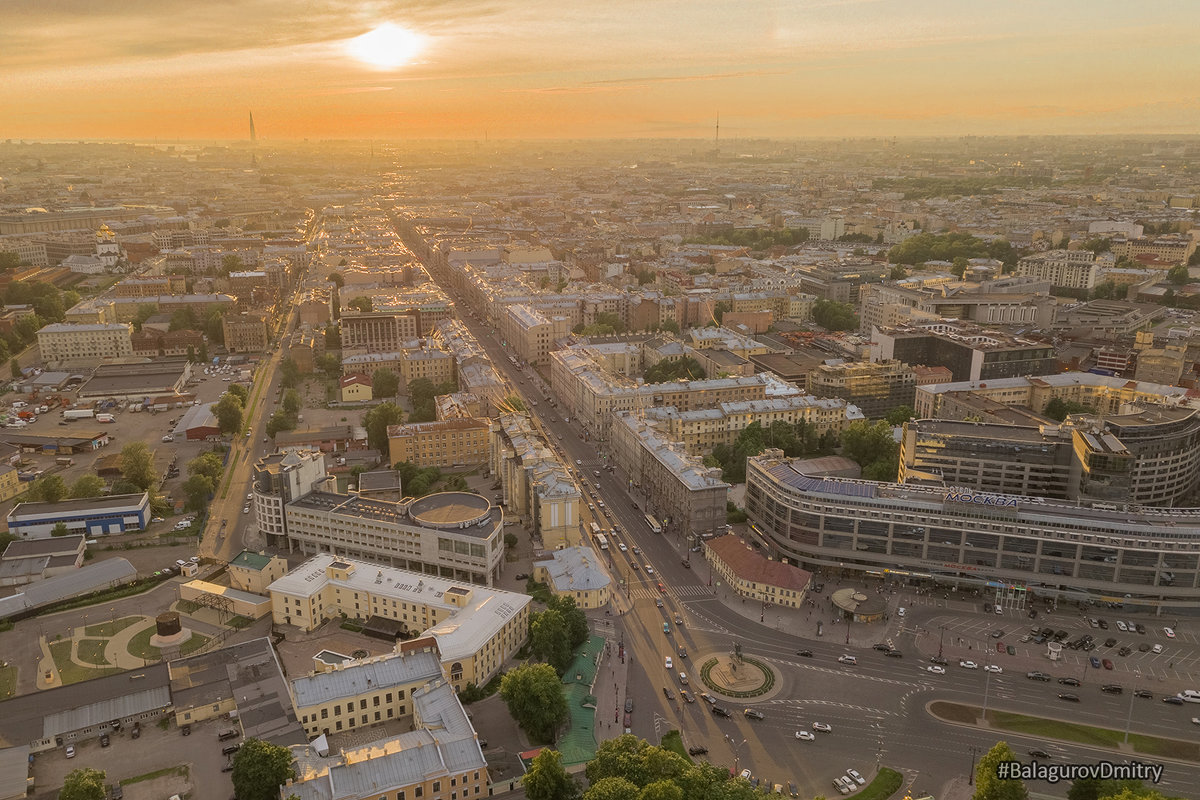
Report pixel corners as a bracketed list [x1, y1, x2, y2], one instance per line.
[618, 543, 628, 552]
[984, 665, 1003, 673]
[1152, 644, 1163, 654]
[812, 722, 832, 733]
[960, 660, 979, 669]
[242, 505, 250, 514]
[995, 606, 1003, 614]
[795, 730, 815, 741]
[927, 665, 946, 675]
[1192, 717, 1200, 725]
[1165, 627, 1176, 638]
[837, 655, 857, 665]
[575, 460, 582, 465]
[665, 656, 673, 669]
[1116, 621, 1128, 632]
[645, 565, 654, 575]
[847, 769, 865, 786]
[740, 769, 753, 780]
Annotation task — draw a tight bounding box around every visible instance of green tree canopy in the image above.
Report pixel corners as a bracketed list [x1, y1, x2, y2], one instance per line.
[227, 383, 249, 406]
[972, 741, 1028, 800]
[585, 776, 642, 800]
[282, 388, 302, 415]
[279, 357, 300, 388]
[183, 474, 215, 511]
[887, 232, 1023, 271]
[30, 474, 67, 503]
[213, 393, 244, 434]
[499, 662, 568, 744]
[686, 228, 809, 249]
[51, 521, 70, 537]
[1044, 397, 1097, 422]
[188, 452, 225, 483]
[884, 405, 916, 426]
[265, 409, 296, 438]
[231, 738, 297, 800]
[69, 474, 107, 499]
[118, 441, 158, 491]
[363, 402, 405, 453]
[132, 303, 158, 331]
[1067, 778, 1147, 800]
[548, 594, 589, 650]
[372, 368, 400, 398]
[60, 767, 107, 800]
[1167, 265, 1191, 285]
[408, 378, 457, 423]
[840, 420, 899, 481]
[644, 358, 706, 384]
[529, 608, 573, 675]
[523, 748, 580, 800]
[347, 297, 373, 313]
[326, 271, 344, 287]
[221, 254, 245, 276]
[811, 298, 858, 331]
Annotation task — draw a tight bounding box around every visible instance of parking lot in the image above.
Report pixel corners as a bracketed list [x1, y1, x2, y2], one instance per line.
[32, 715, 234, 800]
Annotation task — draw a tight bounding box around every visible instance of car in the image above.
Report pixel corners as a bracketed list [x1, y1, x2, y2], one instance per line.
[645, 565, 654, 575]
[886, 650, 903, 658]
[711, 706, 731, 717]
[632, 546, 641, 555]
[795, 730, 815, 741]
[1090, 657, 1102, 668]
[1020, 634, 1032, 643]
[873, 643, 891, 652]
[1152, 644, 1164, 654]
[812, 722, 832, 733]
[984, 665, 1003, 673]
[618, 543, 628, 552]
[927, 665, 946, 674]
[262, 437, 268, 443]
[991, 630, 1004, 639]
[655, 598, 663, 608]
[665, 656, 673, 669]
[700, 692, 717, 705]
[1029, 749, 1052, 759]
[1058, 677, 1080, 686]
[847, 769, 865, 785]
[1101, 684, 1123, 694]
[983, 603, 992, 613]
[832, 778, 850, 796]
[575, 460, 582, 465]
[678, 646, 688, 658]
[1054, 630, 1069, 641]
[1165, 627, 1176, 638]
[960, 660, 978, 669]
[100, 733, 110, 747]
[130, 722, 140, 739]
[995, 605, 1003, 615]
[625, 698, 634, 713]
[1134, 690, 1153, 699]
[631, 563, 640, 571]
[1104, 637, 1118, 647]
[930, 655, 949, 665]
[1089, 618, 1100, 628]
[242, 505, 250, 514]
[151, 516, 165, 523]
[182, 724, 191, 736]
[680, 559, 691, 569]
[1163, 696, 1185, 705]
[221, 762, 235, 773]
[222, 744, 241, 755]
[1058, 693, 1081, 702]
[658, 583, 667, 594]
[1006, 645, 1016, 655]
[740, 769, 753, 780]
[680, 689, 695, 703]
[796, 649, 813, 658]
[744, 708, 765, 720]
[663, 622, 670, 634]
[1193, 717, 1200, 725]
[838, 655, 857, 665]
[65, 745, 75, 758]
[1098, 619, 1109, 629]
[110, 784, 123, 800]
[515, 573, 530, 580]
[1116, 621, 1128, 632]
[995, 642, 1005, 654]
[1135, 623, 1146, 634]
[688, 746, 708, 756]
[1102, 659, 1114, 670]
[1119, 646, 1133, 656]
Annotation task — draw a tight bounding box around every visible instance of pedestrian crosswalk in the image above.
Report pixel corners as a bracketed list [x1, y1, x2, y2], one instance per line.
[629, 584, 714, 601]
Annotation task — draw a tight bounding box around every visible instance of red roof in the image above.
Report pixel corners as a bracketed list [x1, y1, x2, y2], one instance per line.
[340, 373, 372, 388]
[705, 534, 811, 592]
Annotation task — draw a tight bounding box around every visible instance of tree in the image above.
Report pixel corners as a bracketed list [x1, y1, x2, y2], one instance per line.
[840, 420, 898, 480]
[187, 452, 225, 483]
[326, 271, 344, 288]
[530, 608, 573, 675]
[214, 393, 244, 434]
[972, 741, 1028, 800]
[118, 441, 158, 491]
[70, 474, 107, 499]
[952, 256, 970, 278]
[315, 353, 341, 379]
[9, 359, 21, 379]
[1189, 248, 1200, 267]
[659, 319, 680, 334]
[132, 303, 158, 332]
[324, 323, 341, 350]
[231, 738, 296, 800]
[548, 595, 589, 650]
[221, 254, 245, 277]
[585, 777, 642, 800]
[1083, 237, 1112, 255]
[227, 383, 249, 406]
[0, 251, 20, 272]
[811, 298, 858, 331]
[523, 749, 579, 800]
[60, 767, 107, 800]
[499, 662, 568, 744]
[281, 388, 301, 415]
[347, 297, 373, 313]
[1067, 778, 1146, 800]
[644, 358, 706, 384]
[51, 521, 70, 537]
[1044, 397, 1096, 422]
[279, 357, 300, 388]
[640, 781, 684, 800]
[1167, 265, 1190, 285]
[888, 265, 908, 280]
[372, 368, 400, 398]
[884, 405, 916, 426]
[183, 474, 215, 511]
[363, 402, 405, 453]
[266, 410, 297, 437]
[30, 474, 67, 503]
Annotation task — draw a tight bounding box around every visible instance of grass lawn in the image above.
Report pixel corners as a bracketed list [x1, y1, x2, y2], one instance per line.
[76, 639, 110, 666]
[857, 767, 903, 800]
[126, 626, 210, 660]
[84, 616, 143, 637]
[121, 765, 189, 786]
[227, 615, 253, 630]
[49, 640, 121, 684]
[660, 730, 693, 763]
[0, 664, 16, 699]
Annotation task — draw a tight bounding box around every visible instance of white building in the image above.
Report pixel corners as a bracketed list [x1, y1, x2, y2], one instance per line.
[36, 322, 133, 365]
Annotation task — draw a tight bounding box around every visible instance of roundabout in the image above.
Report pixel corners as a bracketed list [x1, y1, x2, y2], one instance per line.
[699, 649, 778, 699]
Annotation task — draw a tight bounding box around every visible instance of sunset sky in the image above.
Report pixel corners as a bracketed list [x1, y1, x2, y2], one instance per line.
[3, 0, 1199, 141]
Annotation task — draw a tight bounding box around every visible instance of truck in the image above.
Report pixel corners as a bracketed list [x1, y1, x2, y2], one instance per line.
[96, 413, 115, 423]
[17, 411, 35, 420]
[55, 456, 74, 467]
[62, 409, 95, 420]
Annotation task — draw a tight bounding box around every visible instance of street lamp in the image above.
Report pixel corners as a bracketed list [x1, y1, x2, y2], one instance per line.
[938, 625, 945, 660]
[967, 744, 980, 785]
[725, 735, 747, 775]
[1124, 670, 1142, 744]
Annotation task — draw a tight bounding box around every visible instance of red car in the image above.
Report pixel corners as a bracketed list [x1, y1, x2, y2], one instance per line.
[1102, 659, 1114, 670]
[658, 583, 667, 593]
[996, 642, 1005, 654]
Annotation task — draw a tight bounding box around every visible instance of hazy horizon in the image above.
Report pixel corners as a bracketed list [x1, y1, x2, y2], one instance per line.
[4, 0, 1199, 141]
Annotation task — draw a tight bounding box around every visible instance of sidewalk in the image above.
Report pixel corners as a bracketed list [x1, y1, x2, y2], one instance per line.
[589, 613, 630, 745]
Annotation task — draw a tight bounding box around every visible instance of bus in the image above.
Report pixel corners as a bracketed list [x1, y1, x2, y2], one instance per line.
[595, 533, 609, 550]
[590, 522, 602, 537]
[644, 514, 662, 534]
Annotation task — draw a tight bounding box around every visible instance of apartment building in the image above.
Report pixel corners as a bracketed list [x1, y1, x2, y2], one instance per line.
[1111, 234, 1197, 265]
[872, 321, 1057, 383]
[643, 395, 863, 455]
[221, 311, 270, 353]
[387, 419, 490, 469]
[269, 554, 530, 690]
[704, 534, 811, 609]
[114, 275, 188, 298]
[251, 450, 335, 550]
[340, 310, 418, 352]
[532, 547, 611, 610]
[806, 360, 916, 419]
[1015, 249, 1100, 290]
[501, 304, 556, 366]
[228, 550, 290, 595]
[36, 322, 133, 365]
[490, 414, 580, 549]
[913, 372, 1189, 419]
[283, 489, 505, 586]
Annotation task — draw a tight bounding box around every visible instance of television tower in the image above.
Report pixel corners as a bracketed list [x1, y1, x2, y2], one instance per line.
[249, 111, 257, 144]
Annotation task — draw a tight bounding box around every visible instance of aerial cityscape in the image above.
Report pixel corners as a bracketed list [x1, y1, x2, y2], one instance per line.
[2, 4, 1200, 800]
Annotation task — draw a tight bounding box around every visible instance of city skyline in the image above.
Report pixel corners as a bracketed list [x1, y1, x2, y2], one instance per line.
[2, 0, 1200, 141]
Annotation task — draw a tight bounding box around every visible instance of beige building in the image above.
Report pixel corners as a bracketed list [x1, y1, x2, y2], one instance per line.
[501, 304, 556, 365]
[533, 547, 611, 610]
[268, 554, 531, 691]
[228, 550, 290, 594]
[490, 413, 580, 549]
[387, 418, 490, 468]
[339, 374, 373, 402]
[36, 322, 133, 365]
[704, 533, 811, 609]
[807, 359, 917, 419]
[222, 311, 270, 353]
[114, 275, 188, 298]
[340, 310, 419, 352]
[1015, 249, 1100, 290]
[179, 580, 273, 619]
[914, 372, 1190, 419]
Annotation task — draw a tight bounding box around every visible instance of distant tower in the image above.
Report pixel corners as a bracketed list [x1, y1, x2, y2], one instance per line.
[249, 111, 257, 143]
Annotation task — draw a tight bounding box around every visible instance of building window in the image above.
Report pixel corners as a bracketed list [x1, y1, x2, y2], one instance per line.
[321, 708, 328, 719]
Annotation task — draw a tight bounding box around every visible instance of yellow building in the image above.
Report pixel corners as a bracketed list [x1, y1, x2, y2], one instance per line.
[704, 534, 811, 609]
[179, 580, 273, 619]
[222, 311, 270, 353]
[533, 547, 611, 610]
[0, 464, 22, 504]
[36, 322, 133, 365]
[386, 418, 490, 468]
[339, 374, 373, 402]
[228, 550, 290, 595]
[268, 554, 530, 691]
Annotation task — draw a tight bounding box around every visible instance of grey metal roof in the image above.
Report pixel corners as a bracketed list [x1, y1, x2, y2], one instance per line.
[291, 650, 443, 708]
[0, 557, 137, 620]
[0, 745, 30, 800]
[43, 684, 172, 738]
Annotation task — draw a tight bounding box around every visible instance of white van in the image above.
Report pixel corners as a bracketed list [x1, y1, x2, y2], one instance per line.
[897, 607, 907, 617]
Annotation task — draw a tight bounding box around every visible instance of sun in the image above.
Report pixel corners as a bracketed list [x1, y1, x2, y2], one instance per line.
[345, 23, 426, 70]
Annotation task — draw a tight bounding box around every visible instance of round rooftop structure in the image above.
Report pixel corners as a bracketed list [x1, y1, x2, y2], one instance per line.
[408, 491, 493, 530]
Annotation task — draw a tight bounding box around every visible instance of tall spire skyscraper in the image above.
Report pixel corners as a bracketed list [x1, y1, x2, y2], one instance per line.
[249, 111, 257, 143]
